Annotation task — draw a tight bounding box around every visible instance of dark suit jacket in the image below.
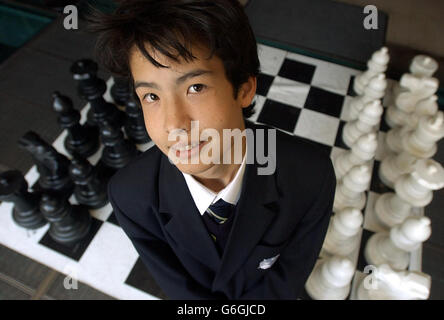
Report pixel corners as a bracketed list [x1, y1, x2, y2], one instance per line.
[107, 120, 336, 299]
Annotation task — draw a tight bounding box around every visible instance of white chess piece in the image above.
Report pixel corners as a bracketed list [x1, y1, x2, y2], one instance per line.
[349, 74, 387, 121]
[379, 151, 417, 189]
[385, 111, 444, 155]
[305, 256, 355, 300]
[322, 208, 363, 257]
[407, 95, 439, 129]
[374, 158, 444, 228]
[385, 75, 439, 129]
[410, 55, 438, 77]
[364, 216, 431, 270]
[380, 111, 444, 188]
[354, 47, 390, 95]
[402, 111, 444, 159]
[334, 132, 378, 180]
[334, 164, 371, 212]
[357, 264, 431, 300]
[343, 100, 383, 148]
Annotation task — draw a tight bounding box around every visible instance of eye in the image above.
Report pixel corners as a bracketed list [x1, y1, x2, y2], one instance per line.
[142, 93, 159, 103]
[188, 84, 206, 94]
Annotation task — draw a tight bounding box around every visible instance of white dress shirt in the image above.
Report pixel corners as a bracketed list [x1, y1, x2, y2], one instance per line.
[182, 140, 247, 215]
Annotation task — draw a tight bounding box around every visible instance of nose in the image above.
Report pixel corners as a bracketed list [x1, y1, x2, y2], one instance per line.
[163, 97, 191, 134]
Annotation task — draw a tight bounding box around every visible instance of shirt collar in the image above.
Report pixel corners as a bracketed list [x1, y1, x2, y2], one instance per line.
[182, 138, 248, 215]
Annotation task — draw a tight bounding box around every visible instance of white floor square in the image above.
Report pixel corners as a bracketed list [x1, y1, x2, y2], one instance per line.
[266, 76, 310, 108]
[294, 108, 340, 146]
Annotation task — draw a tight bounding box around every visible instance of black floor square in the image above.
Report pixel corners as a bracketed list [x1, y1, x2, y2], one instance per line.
[125, 257, 168, 300]
[379, 106, 391, 132]
[256, 72, 274, 96]
[334, 120, 351, 150]
[304, 86, 344, 118]
[107, 211, 120, 227]
[356, 228, 375, 272]
[256, 99, 301, 133]
[370, 161, 395, 194]
[347, 76, 358, 97]
[39, 216, 102, 261]
[277, 58, 316, 85]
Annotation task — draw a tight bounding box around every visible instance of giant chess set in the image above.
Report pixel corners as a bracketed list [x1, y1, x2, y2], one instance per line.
[0, 43, 442, 300]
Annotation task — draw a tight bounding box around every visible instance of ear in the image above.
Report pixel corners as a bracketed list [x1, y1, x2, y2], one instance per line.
[239, 76, 257, 109]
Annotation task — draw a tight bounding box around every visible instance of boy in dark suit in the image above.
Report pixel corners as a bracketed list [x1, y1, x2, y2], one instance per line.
[88, 0, 336, 299]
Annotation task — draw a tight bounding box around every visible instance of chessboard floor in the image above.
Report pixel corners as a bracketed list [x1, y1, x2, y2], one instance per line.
[0, 41, 433, 300]
[0, 15, 443, 300]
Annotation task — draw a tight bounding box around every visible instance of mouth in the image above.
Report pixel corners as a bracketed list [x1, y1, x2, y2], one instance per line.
[170, 140, 209, 159]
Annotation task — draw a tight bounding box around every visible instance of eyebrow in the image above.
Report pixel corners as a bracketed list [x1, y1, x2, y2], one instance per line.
[134, 69, 213, 90]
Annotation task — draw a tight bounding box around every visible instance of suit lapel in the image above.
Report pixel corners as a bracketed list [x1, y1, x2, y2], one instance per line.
[158, 156, 222, 272]
[212, 121, 280, 291]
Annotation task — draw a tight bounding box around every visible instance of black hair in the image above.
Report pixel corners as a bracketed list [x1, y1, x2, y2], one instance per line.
[85, 0, 260, 118]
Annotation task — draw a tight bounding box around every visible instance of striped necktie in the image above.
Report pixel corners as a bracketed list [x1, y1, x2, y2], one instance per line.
[205, 198, 235, 224]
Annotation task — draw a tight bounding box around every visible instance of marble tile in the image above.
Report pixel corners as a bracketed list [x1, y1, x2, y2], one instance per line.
[257, 43, 287, 76]
[294, 108, 340, 146]
[266, 76, 310, 108]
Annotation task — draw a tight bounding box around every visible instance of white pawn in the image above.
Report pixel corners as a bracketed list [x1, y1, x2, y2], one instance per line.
[364, 216, 431, 270]
[349, 74, 387, 121]
[354, 47, 389, 95]
[334, 132, 378, 180]
[375, 158, 444, 228]
[322, 208, 363, 257]
[305, 256, 355, 300]
[410, 55, 438, 77]
[343, 100, 383, 148]
[357, 264, 431, 300]
[333, 164, 371, 212]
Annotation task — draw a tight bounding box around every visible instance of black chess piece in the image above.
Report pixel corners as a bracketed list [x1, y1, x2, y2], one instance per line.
[99, 120, 139, 171]
[0, 170, 47, 229]
[52, 91, 100, 158]
[69, 156, 108, 209]
[70, 59, 125, 128]
[124, 96, 151, 144]
[110, 76, 132, 111]
[18, 131, 74, 199]
[39, 193, 91, 245]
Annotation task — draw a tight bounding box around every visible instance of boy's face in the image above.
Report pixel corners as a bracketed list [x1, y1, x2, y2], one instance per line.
[129, 43, 256, 177]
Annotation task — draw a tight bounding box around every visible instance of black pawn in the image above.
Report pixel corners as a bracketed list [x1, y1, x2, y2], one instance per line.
[52, 91, 100, 158]
[0, 170, 47, 229]
[18, 131, 74, 199]
[70, 59, 125, 128]
[99, 120, 139, 170]
[124, 96, 151, 144]
[40, 193, 91, 245]
[110, 76, 131, 111]
[69, 156, 108, 209]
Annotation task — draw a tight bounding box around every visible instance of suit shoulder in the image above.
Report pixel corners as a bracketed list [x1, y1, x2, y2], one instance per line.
[108, 145, 162, 206]
[273, 127, 335, 191]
